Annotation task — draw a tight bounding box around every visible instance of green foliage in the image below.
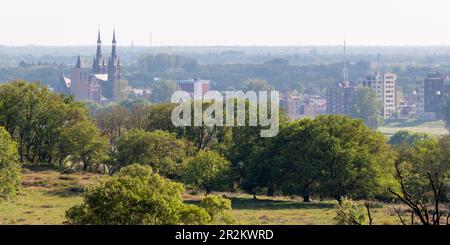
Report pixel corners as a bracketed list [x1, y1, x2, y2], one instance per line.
[388, 130, 431, 145]
[184, 150, 230, 194]
[310, 115, 396, 200]
[149, 80, 179, 103]
[65, 164, 211, 225]
[60, 121, 109, 172]
[200, 195, 231, 219]
[333, 197, 366, 225]
[393, 136, 449, 204]
[244, 79, 274, 91]
[200, 195, 234, 224]
[350, 87, 383, 129]
[115, 129, 188, 177]
[443, 94, 450, 131]
[96, 105, 130, 146]
[0, 127, 21, 199]
[244, 115, 396, 201]
[0, 80, 96, 167]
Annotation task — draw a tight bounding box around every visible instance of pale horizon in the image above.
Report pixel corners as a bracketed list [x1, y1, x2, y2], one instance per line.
[2, 0, 450, 46]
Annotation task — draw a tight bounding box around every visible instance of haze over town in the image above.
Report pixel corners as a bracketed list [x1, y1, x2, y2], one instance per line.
[2, 0, 450, 46]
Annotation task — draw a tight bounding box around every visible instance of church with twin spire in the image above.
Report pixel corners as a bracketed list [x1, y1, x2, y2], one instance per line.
[61, 30, 127, 104]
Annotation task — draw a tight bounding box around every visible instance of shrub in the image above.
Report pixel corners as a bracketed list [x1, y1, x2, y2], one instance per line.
[0, 126, 21, 199]
[184, 150, 230, 195]
[65, 164, 219, 225]
[200, 195, 234, 224]
[333, 197, 366, 225]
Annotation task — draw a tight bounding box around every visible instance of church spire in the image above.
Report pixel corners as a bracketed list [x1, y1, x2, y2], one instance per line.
[112, 29, 117, 44]
[94, 29, 103, 73]
[97, 29, 101, 44]
[75, 55, 83, 68]
[111, 29, 117, 60]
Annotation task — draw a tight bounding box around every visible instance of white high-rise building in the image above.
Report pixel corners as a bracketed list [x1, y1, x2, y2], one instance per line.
[360, 72, 397, 118]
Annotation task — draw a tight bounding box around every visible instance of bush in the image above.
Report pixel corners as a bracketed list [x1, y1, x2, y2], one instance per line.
[200, 195, 232, 219]
[184, 150, 230, 195]
[65, 164, 216, 225]
[0, 126, 21, 199]
[333, 197, 366, 225]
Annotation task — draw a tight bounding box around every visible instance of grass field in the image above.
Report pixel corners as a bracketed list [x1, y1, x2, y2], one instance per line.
[379, 119, 449, 136]
[0, 170, 404, 225]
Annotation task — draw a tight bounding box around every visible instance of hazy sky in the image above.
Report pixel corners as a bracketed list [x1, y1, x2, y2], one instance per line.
[1, 0, 450, 46]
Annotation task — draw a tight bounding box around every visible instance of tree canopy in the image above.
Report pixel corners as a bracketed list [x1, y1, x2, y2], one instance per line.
[0, 126, 21, 199]
[66, 164, 231, 225]
[184, 150, 230, 195]
[350, 87, 383, 129]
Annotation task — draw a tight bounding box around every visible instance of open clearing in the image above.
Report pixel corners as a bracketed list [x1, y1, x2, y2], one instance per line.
[379, 119, 448, 136]
[0, 170, 404, 225]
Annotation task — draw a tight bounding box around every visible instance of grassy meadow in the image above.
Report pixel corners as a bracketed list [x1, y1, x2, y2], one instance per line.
[379, 119, 448, 136]
[0, 170, 404, 225]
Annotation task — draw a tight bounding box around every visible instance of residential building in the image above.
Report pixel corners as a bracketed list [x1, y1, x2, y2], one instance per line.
[176, 79, 210, 100]
[301, 95, 326, 117]
[421, 71, 448, 119]
[280, 95, 302, 119]
[359, 72, 397, 118]
[325, 82, 355, 116]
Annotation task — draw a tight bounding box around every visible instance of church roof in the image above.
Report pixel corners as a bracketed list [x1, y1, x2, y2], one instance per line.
[75, 55, 84, 69]
[60, 74, 71, 88]
[94, 74, 108, 81]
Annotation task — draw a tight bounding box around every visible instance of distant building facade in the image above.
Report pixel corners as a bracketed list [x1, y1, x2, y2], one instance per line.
[417, 71, 449, 119]
[280, 95, 302, 119]
[325, 82, 355, 116]
[359, 72, 397, 118]
[60, 30, 127, 104]
[301, 95, 326, 117]
[176, 79, 210, 100]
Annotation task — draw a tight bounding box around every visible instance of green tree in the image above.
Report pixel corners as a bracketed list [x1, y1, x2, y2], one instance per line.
[149, 80, 178, 103]
[0, 80, 92, 166]
[184, 150, 230, 195]
[244, 79, 274, 92]
[60, 121, 109, 172]
[200, 195, 233, 224]
[388, 130, 431, 145]
[388, 135, 449, 225]
[312, 115, 396, 201]
[244, 115, 395, 201]
[268, 119, 320, 201]
[115, 129, 189, 177]
[0, 127, 21, 199]
[350, 87, 383, 129]
[228, 100, 288, 197]
[443, 93, 450, 131]
[65, 164, 211, 225]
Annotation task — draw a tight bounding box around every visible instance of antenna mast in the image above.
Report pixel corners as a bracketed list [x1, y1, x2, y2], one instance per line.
[343, 40, 349, 83]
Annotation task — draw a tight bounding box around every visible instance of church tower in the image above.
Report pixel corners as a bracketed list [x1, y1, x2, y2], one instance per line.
[108, 29, 123, 101]
[108, 29, 121, 82]
[92, 29, 106, 74]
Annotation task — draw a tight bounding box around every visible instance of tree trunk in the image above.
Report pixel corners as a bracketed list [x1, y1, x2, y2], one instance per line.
[303, 193, 310, 202]
[267, 185, 274, 197]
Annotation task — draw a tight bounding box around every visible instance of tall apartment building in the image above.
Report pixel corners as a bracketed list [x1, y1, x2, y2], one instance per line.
[325, 82, 355, 116]
[422, 71, 448, 119]
[280, 95, 302, 119]
[415, 79, 425, 118]
[359, 72, 397, 118]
